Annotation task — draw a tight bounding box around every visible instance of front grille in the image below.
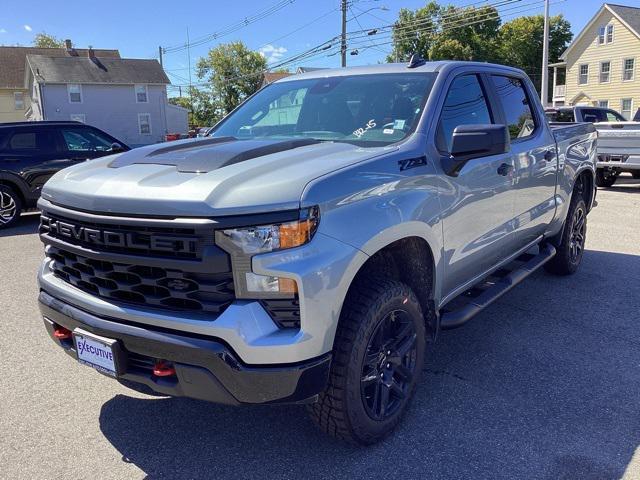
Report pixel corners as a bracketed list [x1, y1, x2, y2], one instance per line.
[40, 211, 204, 260]
[48, 246, 234, 313]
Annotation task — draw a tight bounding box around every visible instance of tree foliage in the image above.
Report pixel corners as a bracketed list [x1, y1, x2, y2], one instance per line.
[32, 32, 66, 48]
[195, 41, 267, 119]
[388, 2, 573, 95]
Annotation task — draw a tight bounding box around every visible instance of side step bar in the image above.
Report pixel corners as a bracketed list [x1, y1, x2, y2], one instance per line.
[439, 243, 556, 330]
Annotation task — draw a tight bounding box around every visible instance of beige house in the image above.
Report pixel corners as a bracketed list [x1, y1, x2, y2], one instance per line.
[551, 3, 640, 119]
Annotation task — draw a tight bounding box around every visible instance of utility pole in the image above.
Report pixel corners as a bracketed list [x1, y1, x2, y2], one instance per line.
[158, 46, 163, 67]
[341, 0, 347, 67]
[187, 27, 193, 126]
[540, 0, 550, 106]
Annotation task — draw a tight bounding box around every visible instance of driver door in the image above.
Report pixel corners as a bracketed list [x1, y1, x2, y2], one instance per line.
[436, 73, 518, 298]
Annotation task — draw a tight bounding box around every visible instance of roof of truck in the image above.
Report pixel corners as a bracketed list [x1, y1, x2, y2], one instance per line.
[275, 61, 525, 82]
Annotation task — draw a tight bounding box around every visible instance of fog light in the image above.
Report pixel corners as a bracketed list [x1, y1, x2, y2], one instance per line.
[245, 273, 298, 294]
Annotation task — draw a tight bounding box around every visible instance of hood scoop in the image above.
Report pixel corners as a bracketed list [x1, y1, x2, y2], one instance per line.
[108, 137, 321, 173]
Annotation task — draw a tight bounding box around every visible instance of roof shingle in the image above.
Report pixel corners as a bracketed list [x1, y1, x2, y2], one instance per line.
[607, 4, 640, 38]
[26, 55, 170, 85]
[0, 46, 120, 88]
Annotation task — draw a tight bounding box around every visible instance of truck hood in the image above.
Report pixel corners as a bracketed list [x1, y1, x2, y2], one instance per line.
[42, 137, 395, 217]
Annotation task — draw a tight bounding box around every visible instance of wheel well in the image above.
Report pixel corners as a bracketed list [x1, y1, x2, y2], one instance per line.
[348, 237, 437, 335]
[0, 179, 26, 206]
[575, 170, 594, 210]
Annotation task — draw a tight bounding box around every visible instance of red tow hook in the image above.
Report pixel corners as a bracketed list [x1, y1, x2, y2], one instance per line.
[53, 326, 72, 340]
[153, 360, 176, 377]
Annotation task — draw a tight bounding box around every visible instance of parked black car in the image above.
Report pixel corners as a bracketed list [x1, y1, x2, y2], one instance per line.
[0, 121, 128, 229]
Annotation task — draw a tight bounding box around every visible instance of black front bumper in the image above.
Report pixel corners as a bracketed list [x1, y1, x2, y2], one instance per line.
[39, 291, 330, 405]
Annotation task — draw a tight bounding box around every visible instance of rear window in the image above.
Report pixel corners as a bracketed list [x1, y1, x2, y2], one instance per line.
[546, 109, 574, 122]
[580, 108, 625, 123]
[2, 129, 56, 152]
[490, 75, 536, 140]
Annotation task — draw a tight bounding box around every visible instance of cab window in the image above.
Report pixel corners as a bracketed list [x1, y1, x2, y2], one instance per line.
[490, 75, 536, 140]
[436, 74, 492, 152]
[60, 127, 114, 152]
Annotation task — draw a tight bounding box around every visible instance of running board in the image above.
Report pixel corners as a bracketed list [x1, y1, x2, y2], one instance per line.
[439, 243, 556, 330]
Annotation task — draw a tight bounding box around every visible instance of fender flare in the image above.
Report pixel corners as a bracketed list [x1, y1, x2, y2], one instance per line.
[0, 172, 32, 203]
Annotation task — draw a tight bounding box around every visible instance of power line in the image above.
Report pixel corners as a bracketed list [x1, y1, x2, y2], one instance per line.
[163, 0, 296, 54]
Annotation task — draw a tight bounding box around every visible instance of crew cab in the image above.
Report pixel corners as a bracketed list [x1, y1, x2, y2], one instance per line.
[546, 106, 640, 187]
[0, 121, 128, 228]
[37, 61, 596, 444]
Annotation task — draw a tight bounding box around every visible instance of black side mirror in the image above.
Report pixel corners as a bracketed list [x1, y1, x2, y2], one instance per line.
[110, 142, 124, 153]
[442, 124, 510, 176]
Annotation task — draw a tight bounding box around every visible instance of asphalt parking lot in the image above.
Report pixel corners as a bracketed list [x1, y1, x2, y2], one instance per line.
[1, 177, 639, 480]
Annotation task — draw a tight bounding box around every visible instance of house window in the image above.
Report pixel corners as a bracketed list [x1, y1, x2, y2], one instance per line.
[578, 64, 589, 85]
[623, 58, 635, 81]
[14, 92, 24, 110]
[598, 100, 609, 108]
[606, 24, 614, 43]
[135, 84, 148, 103]
[68, 84, 82, 103]
[598, 26, 605, 44]
[70, 114, 86, 123]
[621, 98, 633, 120]
[599, 62, 610, 83]
[138, 113, 152, 135]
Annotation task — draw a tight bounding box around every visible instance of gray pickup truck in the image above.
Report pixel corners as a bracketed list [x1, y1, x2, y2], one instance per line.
[546, 105, 640, 187]
[37, 60, 596, 444]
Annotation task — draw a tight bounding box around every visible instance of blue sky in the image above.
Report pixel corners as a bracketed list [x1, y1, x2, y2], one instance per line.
[0, 0, 635, 95]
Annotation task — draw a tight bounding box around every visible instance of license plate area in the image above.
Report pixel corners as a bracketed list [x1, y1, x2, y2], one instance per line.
[73, 328, 124, 377]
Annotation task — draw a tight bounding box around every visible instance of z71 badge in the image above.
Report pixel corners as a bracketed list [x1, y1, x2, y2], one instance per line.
[398, 156, 427, 171]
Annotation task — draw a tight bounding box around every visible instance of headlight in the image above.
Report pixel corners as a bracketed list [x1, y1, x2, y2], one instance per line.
[219, 206, 320, 254]
[215, 207, 320, 298]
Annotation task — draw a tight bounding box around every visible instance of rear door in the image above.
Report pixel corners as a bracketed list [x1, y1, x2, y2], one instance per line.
[436, 73, 517, 297]
[0, 126, 67, 195]
[488, 74, 558, 247]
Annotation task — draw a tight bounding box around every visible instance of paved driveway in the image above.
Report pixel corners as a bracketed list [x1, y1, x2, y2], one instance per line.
[1, 178, 639, 479]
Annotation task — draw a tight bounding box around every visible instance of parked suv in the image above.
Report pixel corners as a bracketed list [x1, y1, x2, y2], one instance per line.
[37, 62, 596, 444]
[0, 121, 128, 228]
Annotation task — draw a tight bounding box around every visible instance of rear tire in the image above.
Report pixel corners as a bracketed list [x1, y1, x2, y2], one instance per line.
[0, 185, 22, 229]
[596, 169, 617, 188]
[544, 193, 587, 276]
[308, 279, 426, 445]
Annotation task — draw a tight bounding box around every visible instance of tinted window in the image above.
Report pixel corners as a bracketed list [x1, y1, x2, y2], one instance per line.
[491, 75, 536, 140]
[61, 128, 114, 152]
[546, 109, 574, 122]
[436, 74, 492, 152]
[6, 129, 55, 152]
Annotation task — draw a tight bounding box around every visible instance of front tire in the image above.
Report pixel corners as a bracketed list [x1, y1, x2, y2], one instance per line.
[596, 169, 617, 188]
[308, 279, 426, 445]
[545, 193, 587, 276]
[0, 185, 22, 229]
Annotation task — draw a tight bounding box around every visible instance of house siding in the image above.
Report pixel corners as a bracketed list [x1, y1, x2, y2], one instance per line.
[0, 88, 30, 122]
[37, 83, 173, 147]
[565, 9, 640, 116]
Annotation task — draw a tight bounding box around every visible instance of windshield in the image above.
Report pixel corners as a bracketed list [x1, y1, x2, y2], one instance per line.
[211, 73, 437, 146]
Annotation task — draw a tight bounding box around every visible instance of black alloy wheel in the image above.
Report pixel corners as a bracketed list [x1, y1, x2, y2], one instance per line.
[361, 309, 418, 421]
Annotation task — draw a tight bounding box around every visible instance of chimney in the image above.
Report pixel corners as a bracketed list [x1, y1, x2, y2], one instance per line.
[64, 39, 72, 50]
[88, 47, 95, 59]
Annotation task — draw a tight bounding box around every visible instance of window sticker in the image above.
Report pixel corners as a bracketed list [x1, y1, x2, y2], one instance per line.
[383, 128, 394, 134]
[393, 119, 406, 130]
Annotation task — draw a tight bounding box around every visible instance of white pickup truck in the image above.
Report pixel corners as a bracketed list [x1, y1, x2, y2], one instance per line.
[546, 106, 640, 187]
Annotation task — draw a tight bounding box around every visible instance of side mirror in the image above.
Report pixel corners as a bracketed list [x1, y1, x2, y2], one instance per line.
[442, 124, 510, 176]
[110, 142, 124, 153]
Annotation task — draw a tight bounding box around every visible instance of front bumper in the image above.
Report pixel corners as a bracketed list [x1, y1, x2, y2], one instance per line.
[39, 290, 331, 405]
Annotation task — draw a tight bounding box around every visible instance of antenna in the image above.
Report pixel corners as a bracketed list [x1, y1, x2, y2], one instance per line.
[407, 53, 426, 69]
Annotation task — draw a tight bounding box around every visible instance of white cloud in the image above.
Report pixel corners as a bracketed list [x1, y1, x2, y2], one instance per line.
[0, 28, 6, 34]
[24, 24, 32, 31]
[259, 44, 287, 64]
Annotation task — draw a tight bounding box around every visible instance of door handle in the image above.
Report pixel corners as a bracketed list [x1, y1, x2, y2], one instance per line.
[497, 163, 513, 176]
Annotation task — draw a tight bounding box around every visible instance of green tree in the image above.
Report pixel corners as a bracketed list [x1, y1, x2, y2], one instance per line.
[195, 41, 267, 117]
[169, 88, 217, 127]
[387, 2, 440, 63]
[32, 32, 65, 48]
[498, 15, 572, 97]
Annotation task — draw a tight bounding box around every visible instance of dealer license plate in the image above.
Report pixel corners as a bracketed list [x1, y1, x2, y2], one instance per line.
[73, 329, 118, 377]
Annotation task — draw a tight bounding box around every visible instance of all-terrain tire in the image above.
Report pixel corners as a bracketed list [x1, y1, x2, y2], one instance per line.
[595, 169, 617, 188]
[0, 184, 22, 229]
[307, 279, 426, 445]
[544, 193, 587, 276]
